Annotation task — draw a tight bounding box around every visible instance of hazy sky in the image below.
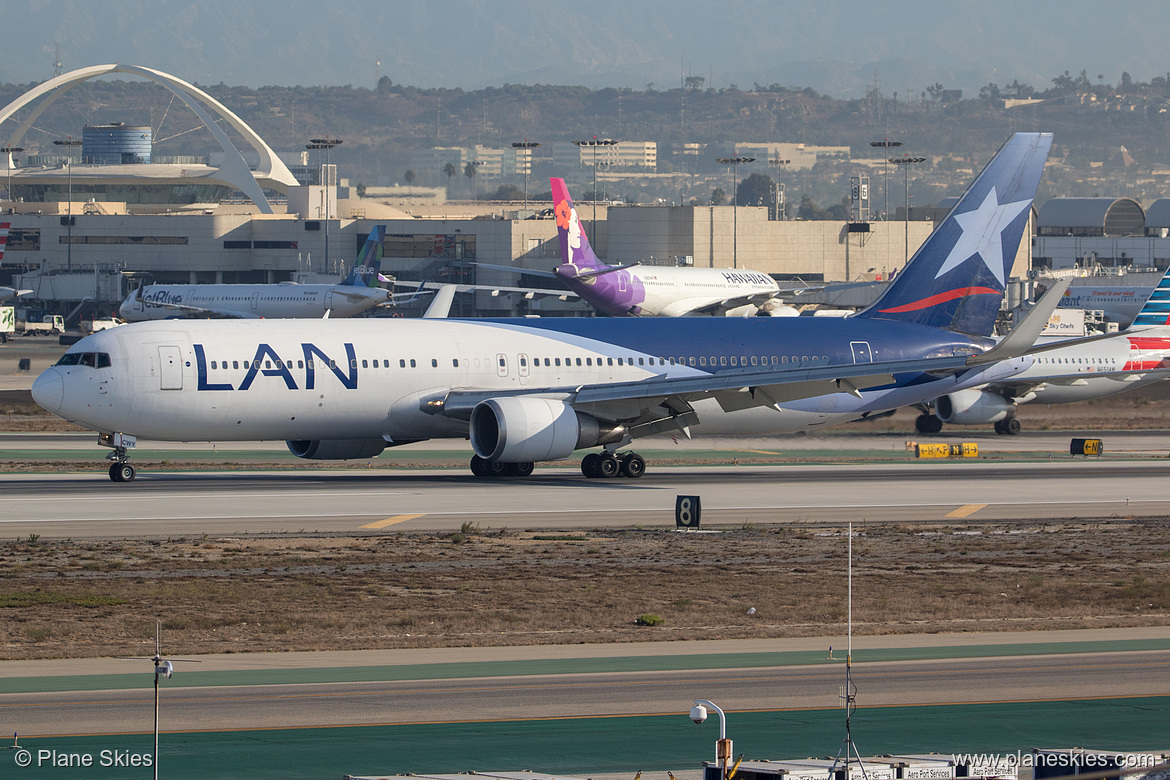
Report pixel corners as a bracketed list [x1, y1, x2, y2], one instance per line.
[2, 0, 1167, 98]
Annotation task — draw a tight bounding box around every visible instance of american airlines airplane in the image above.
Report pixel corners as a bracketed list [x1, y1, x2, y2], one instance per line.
[1057, 281, 1158, 325]
[916, 266, 1170, 434]
[33, 133, 1056, 482]
[117, 226, 410, 321]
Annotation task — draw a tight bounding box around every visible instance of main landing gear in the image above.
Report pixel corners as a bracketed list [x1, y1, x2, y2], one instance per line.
[98, 432, 138, 482]
[994, 417, 1022, 435]
[581, 451, 646, 479]
[914, 413, 944, 434]
[469, 454, 535, 478]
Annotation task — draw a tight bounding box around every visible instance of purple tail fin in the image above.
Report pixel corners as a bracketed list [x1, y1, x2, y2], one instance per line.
[551, 178, 607, 273]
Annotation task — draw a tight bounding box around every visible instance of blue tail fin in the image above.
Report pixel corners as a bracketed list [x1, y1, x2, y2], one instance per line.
[856, 132, 1053, 335]
[1131, 265, 1170, 327]
[341, 225, 386, 287]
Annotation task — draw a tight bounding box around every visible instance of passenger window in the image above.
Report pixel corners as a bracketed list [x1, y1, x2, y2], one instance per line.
[265, 360, 272, 369]
[232, 361, 239, 369]
[555, 358, 561, 366]
[431, 359, 438, 367]
[689, 357, 696, 366]
[350, 359, 358, 368]
[699, 357, 707, 366]
[607, 358, 614, 366]
[410, 359, 416, 368]
[586, 357, 592, 366]
[362, 360, 369, 368]
[638, 358, 644, 366]
[399, 359, 406, 368]
[211, 361, 218, 369]
[452, 359, 459, 367]
[545, 358, 551, 366]
[576, 358, 582, 366]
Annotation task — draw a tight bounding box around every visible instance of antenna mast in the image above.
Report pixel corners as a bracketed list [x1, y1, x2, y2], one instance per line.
[830, 522, 867, 780]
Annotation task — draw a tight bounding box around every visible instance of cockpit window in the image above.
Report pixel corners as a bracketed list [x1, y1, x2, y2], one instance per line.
[55, 352, 110, 368]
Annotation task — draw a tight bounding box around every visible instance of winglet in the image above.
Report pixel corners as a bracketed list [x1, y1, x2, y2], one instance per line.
[966, 277, 1071, 365]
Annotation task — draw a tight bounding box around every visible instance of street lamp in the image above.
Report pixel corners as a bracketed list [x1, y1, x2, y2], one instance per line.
[768, 157, 789, 220]
[869, 139, 902, 220]
[690, 699, 733, 779]
[716, 155, 755, 268]
[0, 146, 23, 203]
[573, 138, 618, 225]
[54, 138, 82, 272]
[306, 137, 343, 274]
[888, 154, 926, 267]
[511, 140, 540, 211]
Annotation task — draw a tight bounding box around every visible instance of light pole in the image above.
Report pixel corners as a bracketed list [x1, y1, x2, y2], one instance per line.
[0, 145, 22, 203]
[511, 140, 540, 211]
[690, 699, 733, 779]
[869, 139, 902, 220]
[768, 156, 789, 220]
[54, 138, 82, 272]
[573, 138, 618, 226]
[716, 155, 755, 268]
[889, 154, 926, 267]
[306, 137, 343, 275]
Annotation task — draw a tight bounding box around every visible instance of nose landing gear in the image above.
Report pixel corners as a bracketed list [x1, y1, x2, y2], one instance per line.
[98, 432, 138, 482]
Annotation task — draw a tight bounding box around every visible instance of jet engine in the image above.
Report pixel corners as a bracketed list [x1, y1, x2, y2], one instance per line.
[470, 397, 613, 462]
[934, 388, 1015, 425]
[286, 439, 388, 460]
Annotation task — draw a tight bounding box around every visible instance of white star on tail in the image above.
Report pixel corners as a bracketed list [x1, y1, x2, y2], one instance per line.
[933, 186, 1033, 285]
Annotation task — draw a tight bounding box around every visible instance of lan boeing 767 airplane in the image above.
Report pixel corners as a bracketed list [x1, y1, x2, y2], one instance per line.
[34, 133, 1057, 482]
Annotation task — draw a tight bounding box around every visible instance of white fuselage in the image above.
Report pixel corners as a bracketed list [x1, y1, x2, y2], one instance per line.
[33, 319, 1031, 450]
[633, 267, 781, 316]
[119, 283, 390, 321]
[1007, 330, 1170, 404]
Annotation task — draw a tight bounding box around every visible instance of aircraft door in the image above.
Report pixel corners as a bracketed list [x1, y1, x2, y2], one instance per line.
[496, 353, 508, 377]
[618, 272, 628, 293]
[250, 292, 260, 311]
[850, 341, 873, 364]
[158, 346, 183, 390]
[324, 291, 334, 312]
[517, 353, 530, 385]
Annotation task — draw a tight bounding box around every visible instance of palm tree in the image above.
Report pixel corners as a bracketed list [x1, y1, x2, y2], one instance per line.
[442, 162, 457, 194]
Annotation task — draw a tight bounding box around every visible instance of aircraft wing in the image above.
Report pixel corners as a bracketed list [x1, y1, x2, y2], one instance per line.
[427, 352, 988, 427]
[392, 280, 575, 301]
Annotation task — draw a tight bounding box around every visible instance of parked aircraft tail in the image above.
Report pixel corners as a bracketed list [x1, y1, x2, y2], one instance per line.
[341, 225, 386, 287]
[1131, 264, 1170, 327]
[551, 178, 611, 277]
[857, 132, 1053, 336]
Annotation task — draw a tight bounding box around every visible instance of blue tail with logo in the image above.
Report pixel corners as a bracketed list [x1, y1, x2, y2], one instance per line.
[857, 132, 1053, 335]
[1131, 265, 1170, 327]
[341, 225, 386, 287]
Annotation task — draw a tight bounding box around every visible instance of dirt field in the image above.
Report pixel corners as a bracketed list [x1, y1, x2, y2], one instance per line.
[2, 520, 1169, 661]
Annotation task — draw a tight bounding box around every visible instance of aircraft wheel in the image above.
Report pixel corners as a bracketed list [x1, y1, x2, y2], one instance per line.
[512, 461, 535, 477]
[928, 415, 943, 434]
[915, 414, 937, 434]
[581, 453, 602, 478]
[993, 420, 1005, 435]
[109, 462, 135, 482]
[470, 454, 489, 477]
[486, 460, 511, 477]
[620, 453, 646, 479]
[1004, 417, 1021, 435]
[597, 453, 620, 478]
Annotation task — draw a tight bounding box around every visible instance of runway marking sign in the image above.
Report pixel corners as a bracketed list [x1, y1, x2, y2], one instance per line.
[946, 503, 987, 518]
[361, 514, 426, 529]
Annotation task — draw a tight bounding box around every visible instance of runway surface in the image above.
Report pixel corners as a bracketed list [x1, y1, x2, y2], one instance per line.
[2, 458, 1170, 538]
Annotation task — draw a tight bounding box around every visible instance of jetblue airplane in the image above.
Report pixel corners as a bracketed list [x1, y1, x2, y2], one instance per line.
[33, 133, 1054, 482]
[916, 265, 1170, 434]
[117, 226, 410, 321]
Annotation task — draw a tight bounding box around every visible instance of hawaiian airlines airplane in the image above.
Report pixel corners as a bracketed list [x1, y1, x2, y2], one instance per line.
[916, 265, 1170, 434]
[545, 178, 795, 317]
[33, 133, 1055, 482]
[117, 226, 410, 321]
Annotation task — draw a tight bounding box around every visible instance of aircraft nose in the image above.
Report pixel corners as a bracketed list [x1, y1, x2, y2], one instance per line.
[31, 367, 64, 413]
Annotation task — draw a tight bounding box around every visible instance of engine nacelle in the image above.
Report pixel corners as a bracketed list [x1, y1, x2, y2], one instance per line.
[934, 388, 1015, 425]
[470, 397, 607, 462]
[286, 439, 388, 460]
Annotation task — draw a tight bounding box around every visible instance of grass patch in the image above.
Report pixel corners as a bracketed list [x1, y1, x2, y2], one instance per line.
[0, 592, 126, 608]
